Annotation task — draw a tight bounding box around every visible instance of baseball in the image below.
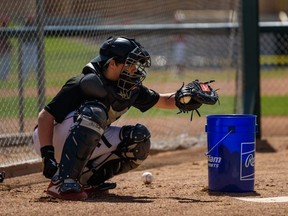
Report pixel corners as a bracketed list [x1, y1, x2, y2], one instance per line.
[141, 171, 153, 184]
[179, 96, 191, 104]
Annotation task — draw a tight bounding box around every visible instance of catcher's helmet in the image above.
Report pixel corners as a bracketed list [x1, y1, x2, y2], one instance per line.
[93, 36, 151, 99]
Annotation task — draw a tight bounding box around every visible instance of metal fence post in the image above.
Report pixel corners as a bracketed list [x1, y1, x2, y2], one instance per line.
[36, 0, 46, 112]
[17, 39, 25, 133]
[241, 0, 261, 139]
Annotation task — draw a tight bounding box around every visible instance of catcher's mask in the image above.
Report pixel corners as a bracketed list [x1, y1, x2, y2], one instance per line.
[93, 36, 151, 99]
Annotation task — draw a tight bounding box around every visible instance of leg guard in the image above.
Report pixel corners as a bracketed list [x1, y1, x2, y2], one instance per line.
[81, 124, 151, 186]
[58, 101, 108, 181]
[117, 123, 151, 162]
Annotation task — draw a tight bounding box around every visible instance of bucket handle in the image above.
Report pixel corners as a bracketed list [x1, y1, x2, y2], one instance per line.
[205, 129, 234, 156]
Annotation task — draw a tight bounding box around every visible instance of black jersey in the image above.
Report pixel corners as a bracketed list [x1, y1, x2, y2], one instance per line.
[45, 63, 160, 124]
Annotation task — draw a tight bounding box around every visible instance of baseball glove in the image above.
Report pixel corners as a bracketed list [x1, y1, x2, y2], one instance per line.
[174, 80, 219, 120]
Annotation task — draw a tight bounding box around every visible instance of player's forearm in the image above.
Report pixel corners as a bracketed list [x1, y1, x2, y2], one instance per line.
[154, 93, 177, 109]
[37, 109, 55, 148]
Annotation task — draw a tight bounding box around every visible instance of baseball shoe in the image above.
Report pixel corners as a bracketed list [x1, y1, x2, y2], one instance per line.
[83, 182, 117, 199]
[46, 180, 88, 201]
[0, 171, 5, 183]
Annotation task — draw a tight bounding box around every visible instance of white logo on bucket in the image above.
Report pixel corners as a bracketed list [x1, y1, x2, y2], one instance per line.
[207, 155, 221, 168]
[245, 154, 255, 168]
[240, 142, 255, 181]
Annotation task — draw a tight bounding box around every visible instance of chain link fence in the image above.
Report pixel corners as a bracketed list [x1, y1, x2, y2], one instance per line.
[0, 0, 287, 168]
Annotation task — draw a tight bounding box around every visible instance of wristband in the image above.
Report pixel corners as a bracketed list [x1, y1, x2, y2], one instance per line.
[40, 145, 55, 158]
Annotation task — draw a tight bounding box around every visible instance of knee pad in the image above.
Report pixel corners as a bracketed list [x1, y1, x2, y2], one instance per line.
[58, 101, 108, 181]
[78, 100, 108, 130]
[117, 123, 151, 161]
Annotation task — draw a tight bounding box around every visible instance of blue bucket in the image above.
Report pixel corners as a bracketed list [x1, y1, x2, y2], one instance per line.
[205, 114, 257, 192]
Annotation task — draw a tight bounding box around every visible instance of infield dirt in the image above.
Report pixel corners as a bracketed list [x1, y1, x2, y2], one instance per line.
[1, 136, 288, 216]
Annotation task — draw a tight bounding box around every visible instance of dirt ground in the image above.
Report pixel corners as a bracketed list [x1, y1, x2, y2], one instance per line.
[0, 136, 288, 216]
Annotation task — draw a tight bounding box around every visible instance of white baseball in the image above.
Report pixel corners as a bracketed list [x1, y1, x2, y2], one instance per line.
[179, 96, 191, 104]
[141, 171, 153, 184]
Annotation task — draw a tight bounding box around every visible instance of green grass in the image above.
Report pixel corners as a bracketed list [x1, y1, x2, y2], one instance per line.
[0, 37, 99, 89]
[0, 95, 55, 118]
[1, 37, 288, 118]
[1, 95, 287, 119]
[145, 69, 236, 84]
[261, 96, 288, 115]
[123, 96, 235, 118]
[45, 38, 98, 75]
[2, 95, 285, 119]
[0, 97, 39, 118]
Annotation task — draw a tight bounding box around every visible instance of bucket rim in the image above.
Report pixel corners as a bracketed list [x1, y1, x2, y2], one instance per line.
[206, 114, 256, 118]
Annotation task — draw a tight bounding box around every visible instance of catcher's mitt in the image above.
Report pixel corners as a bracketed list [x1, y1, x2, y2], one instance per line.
[174, 80, 219, 120]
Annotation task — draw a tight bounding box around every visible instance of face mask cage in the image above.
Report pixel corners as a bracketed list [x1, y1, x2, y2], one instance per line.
[117, 47, 151, 99]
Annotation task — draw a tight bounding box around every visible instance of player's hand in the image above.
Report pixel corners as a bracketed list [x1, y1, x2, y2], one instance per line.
[40, 146, 58, 179]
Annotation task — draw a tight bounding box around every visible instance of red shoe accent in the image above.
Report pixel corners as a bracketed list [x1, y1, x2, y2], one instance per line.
[46, 182, 88, 201]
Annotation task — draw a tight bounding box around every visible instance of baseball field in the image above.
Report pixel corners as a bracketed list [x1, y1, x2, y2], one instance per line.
[1, 1, 287, 215]
[1, 69, 288, 216]
[1, 65, 288, 215]
[1, 136, 288, 216]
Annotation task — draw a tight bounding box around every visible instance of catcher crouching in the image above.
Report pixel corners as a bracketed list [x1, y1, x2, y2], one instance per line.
[33, 36, 219, 201]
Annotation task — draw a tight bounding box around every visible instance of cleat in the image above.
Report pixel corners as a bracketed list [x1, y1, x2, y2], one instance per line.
[46, 181, 88, 201]
[83, 185, 109, 198]
[96, 182, 117, 191]
[84, 182, 117, 198]
[0, 171, 5, 183]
